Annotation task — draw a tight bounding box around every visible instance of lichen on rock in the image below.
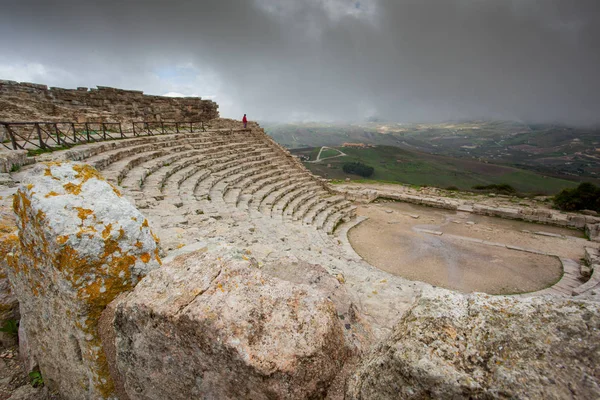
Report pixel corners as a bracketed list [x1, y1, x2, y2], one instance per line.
[5, 162, 161, 399]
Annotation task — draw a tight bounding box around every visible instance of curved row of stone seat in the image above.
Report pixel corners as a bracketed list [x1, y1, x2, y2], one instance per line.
[61, 129, 355, 235]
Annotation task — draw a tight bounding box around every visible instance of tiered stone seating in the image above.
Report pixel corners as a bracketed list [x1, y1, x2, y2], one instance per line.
[63, 129, 356, 238]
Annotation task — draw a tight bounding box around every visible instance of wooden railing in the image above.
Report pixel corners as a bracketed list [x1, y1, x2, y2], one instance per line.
[0, 121, 206, 151]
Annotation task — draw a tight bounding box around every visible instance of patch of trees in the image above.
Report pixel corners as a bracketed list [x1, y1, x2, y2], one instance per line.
[343, 162, 374, 178]
[471, 184, 517, 195]
[553, 182, 600, 212]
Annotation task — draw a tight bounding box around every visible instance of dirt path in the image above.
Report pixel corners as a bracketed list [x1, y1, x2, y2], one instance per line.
[348, 201, 590, 295]
[309, 146, 346, 163]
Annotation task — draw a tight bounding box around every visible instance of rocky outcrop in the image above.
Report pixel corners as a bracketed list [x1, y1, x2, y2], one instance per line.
[112, 247, 351, 400]
[347, 290, 600, 399]
[4, 162, 161, 399]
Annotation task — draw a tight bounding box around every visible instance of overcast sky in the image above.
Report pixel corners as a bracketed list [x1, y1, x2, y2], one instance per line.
[1, 0, 599, 124]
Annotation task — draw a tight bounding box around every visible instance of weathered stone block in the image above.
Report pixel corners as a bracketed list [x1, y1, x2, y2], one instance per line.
[5, 162, 161, 399]
[586, 223, 600, 242]
[347, 290, 600, 399]
[0, 150, 29, 174]
[113, 247, 349, 400]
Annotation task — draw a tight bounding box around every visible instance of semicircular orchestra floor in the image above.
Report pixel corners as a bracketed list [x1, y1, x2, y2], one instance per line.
[348, 201, 588, 295]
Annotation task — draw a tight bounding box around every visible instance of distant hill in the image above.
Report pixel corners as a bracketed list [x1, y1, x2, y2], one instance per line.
[263, 120, 600, 185]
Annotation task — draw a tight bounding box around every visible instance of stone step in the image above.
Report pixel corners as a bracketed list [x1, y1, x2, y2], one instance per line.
[71, 134, 189, 164]
[293, 195, 324, 223]
[211, 159, 276, 202]
[195, 155, 266, 197]
[124, 148, 206, 189]
[222, 160, 284, 200]
[229, 169, 283, 207]
[87, 134, 244, 169]
[271, 186, 318, 218]
[104, 149, 171, 185]
[258, 178, 313, 215]
[249, 174, 308, 212]
[149, 153, 251, 200]
[284, 191, 319, 220]
[302, 196, 345, 225]
[314, 199, 352, 229]
[323, 206, 357, 234]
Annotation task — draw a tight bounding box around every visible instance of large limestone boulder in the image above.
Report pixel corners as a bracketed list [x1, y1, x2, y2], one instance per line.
[5, 162, 161, 399]
[347, 290, 600, 399]
[112, 246, 350, 399]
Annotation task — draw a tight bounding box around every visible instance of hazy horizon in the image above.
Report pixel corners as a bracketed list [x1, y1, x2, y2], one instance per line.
[2, 0, 599, 125]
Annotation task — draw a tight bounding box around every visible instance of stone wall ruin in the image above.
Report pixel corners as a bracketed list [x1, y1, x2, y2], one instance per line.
[0, 80, 219, 123]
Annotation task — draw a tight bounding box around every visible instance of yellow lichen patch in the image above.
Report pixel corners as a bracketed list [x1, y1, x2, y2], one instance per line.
[63, 182, 82, 195]
[131, 217, 137, 222]
[117, 228, 125, 240]
[26, 184, 34, 191]
[76, 226, 97, 239]
[154, 248, 162, 265]
[43, 162, 62, 177]
[72, 163, 104, 182]
[36, 210, 45, 222]
[134, 241, 143, 249]
[102, 224, 113, 240]
[44, 191, 60, 198]
[110, 185, 122, 197]
[141, 219, 149, 228]
[140, 253, 151, 263]
[56, 235, 69, 245]
[74, 207, 94, 222]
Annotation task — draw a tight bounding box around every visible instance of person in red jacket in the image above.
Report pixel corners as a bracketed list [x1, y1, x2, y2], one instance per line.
[243, 114, 247, 129]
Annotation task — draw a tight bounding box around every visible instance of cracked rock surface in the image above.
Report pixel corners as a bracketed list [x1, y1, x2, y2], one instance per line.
[347, 288, 600, 399]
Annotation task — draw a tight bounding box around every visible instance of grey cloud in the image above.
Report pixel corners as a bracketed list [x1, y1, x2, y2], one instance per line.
[1, 0, 599, 124]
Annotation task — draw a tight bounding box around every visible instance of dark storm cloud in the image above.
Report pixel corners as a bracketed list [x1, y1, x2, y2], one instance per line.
[1, 0, 599, 124]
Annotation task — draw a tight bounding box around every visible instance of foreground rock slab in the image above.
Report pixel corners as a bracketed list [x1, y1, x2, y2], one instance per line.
[5, 162, 161, 399]
[347, 290, 600, 399]
[113, 247, 350, 400]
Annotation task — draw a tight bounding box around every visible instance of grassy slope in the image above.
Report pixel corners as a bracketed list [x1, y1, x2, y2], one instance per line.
[293, 146, 577, 194]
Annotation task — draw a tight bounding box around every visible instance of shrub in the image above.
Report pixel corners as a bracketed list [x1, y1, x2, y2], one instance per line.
[342, 162, 374, 178]
[472, 183, 517, 195]
[0, 319, 18, 336]
[553, 182, 600, 212]
[29, 370, 43, 388]
[446, 186, 459, 191]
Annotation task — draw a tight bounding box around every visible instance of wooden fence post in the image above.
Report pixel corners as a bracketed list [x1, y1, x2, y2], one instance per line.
[36, 123, 47, 149]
